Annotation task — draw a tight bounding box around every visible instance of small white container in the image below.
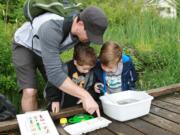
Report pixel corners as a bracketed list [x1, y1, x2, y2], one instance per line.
[100, 90, 154, 121]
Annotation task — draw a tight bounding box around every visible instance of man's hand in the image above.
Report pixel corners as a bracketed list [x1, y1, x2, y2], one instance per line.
[51, 101, 60, 113]
[81, 93, 100, 117]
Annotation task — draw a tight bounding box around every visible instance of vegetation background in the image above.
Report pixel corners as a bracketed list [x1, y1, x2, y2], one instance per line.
[0, 0, 179, 112]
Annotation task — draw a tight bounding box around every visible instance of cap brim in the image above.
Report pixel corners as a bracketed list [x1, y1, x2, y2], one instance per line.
[87, 31, 103, 45]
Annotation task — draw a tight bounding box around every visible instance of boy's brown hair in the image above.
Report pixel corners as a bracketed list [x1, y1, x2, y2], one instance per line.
[100, 41, 122, 67]
[73, 43, 97, 66]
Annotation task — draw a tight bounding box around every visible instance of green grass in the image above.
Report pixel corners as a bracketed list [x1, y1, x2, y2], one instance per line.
[0, 0, 180, 112]
[103, 12, 180, 90]
[75, 7, 180, 90]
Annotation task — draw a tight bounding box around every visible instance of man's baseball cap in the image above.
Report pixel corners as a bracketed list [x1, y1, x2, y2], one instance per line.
[79, 6, 108, 44]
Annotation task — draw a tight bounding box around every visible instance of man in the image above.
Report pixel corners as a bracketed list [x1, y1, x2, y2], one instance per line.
[12, 6, 108, 116]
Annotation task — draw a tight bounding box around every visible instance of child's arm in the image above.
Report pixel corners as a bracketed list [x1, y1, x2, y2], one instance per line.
[51, 101, 60, 113]
[44, 82, 62, 112]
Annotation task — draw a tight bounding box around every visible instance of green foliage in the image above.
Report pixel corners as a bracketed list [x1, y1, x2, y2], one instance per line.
[0, 20, 21, 111]
[103, 8, 180, 89]
[176, 0, 180, 17]
[0, 0, 180, 110]
[0, 0, 25, 24]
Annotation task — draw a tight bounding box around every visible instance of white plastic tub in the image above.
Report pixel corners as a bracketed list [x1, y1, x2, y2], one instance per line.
[100, 90, 154, 121]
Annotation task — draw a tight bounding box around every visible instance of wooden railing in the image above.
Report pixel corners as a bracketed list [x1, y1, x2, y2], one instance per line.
[0, 83, 180, 133]
[147, 83, 180, 97]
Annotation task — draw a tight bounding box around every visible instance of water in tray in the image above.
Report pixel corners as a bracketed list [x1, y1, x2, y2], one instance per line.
[117, 99, 139, 105]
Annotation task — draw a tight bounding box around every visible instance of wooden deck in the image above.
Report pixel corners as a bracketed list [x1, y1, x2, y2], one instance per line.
[57, 91, 180, 135]
[1, 83, 180, 135]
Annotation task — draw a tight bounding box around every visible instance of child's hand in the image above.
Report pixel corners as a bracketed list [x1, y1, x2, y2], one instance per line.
[51, 101, 60, 113]
[94, 83, 103, 93]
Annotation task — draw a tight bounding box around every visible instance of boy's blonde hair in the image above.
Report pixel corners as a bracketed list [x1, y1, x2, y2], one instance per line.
[100, 41, 122, 67]
[73, 43, 97, 67]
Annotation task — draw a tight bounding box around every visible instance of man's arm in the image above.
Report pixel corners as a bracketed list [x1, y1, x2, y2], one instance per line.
[39, 20, 68, 87]
[38, 20, 100, 116]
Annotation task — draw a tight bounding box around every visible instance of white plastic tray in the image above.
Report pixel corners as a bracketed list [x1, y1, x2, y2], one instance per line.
[100, 90, 154, 121]
[64, 117, 112, 135]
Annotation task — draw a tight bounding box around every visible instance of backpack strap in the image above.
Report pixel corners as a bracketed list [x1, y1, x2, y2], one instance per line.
[61, 16, 74, 43]
[31, 16, 73, 51]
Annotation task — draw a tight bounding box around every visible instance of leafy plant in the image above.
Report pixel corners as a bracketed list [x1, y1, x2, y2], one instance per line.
[0, 0, 179, 110]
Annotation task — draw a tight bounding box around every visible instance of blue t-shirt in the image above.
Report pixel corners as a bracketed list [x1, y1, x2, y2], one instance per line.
[106, 61, 123, 93]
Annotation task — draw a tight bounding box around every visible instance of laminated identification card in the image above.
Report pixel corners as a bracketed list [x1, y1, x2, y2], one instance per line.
[17, 111, 59, 135]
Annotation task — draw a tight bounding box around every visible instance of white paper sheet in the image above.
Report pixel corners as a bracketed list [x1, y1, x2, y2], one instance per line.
[17, 111, 59, 135]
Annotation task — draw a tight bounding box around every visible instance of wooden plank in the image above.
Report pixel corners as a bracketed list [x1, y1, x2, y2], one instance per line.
[142, 113, 180, 135]
[150, 105, 180, 124]
[0, 131, 19, 135]
[147, 83, 180, 97]
[0, 106, 85, 132]
[152, 100, 180, 114]
[126, 119, 176, 135]
[0, 119, 18, 132]
[170, 92, 180, 100]
[51, 105, 85, 120]
[1, 83, 180, 132]
[88, 128, 115, 135]
[107, 120, 145, 135]
[160, 96, 180, 106]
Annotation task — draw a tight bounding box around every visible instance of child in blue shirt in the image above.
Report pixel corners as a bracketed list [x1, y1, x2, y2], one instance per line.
[94, 41, 137, 94]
